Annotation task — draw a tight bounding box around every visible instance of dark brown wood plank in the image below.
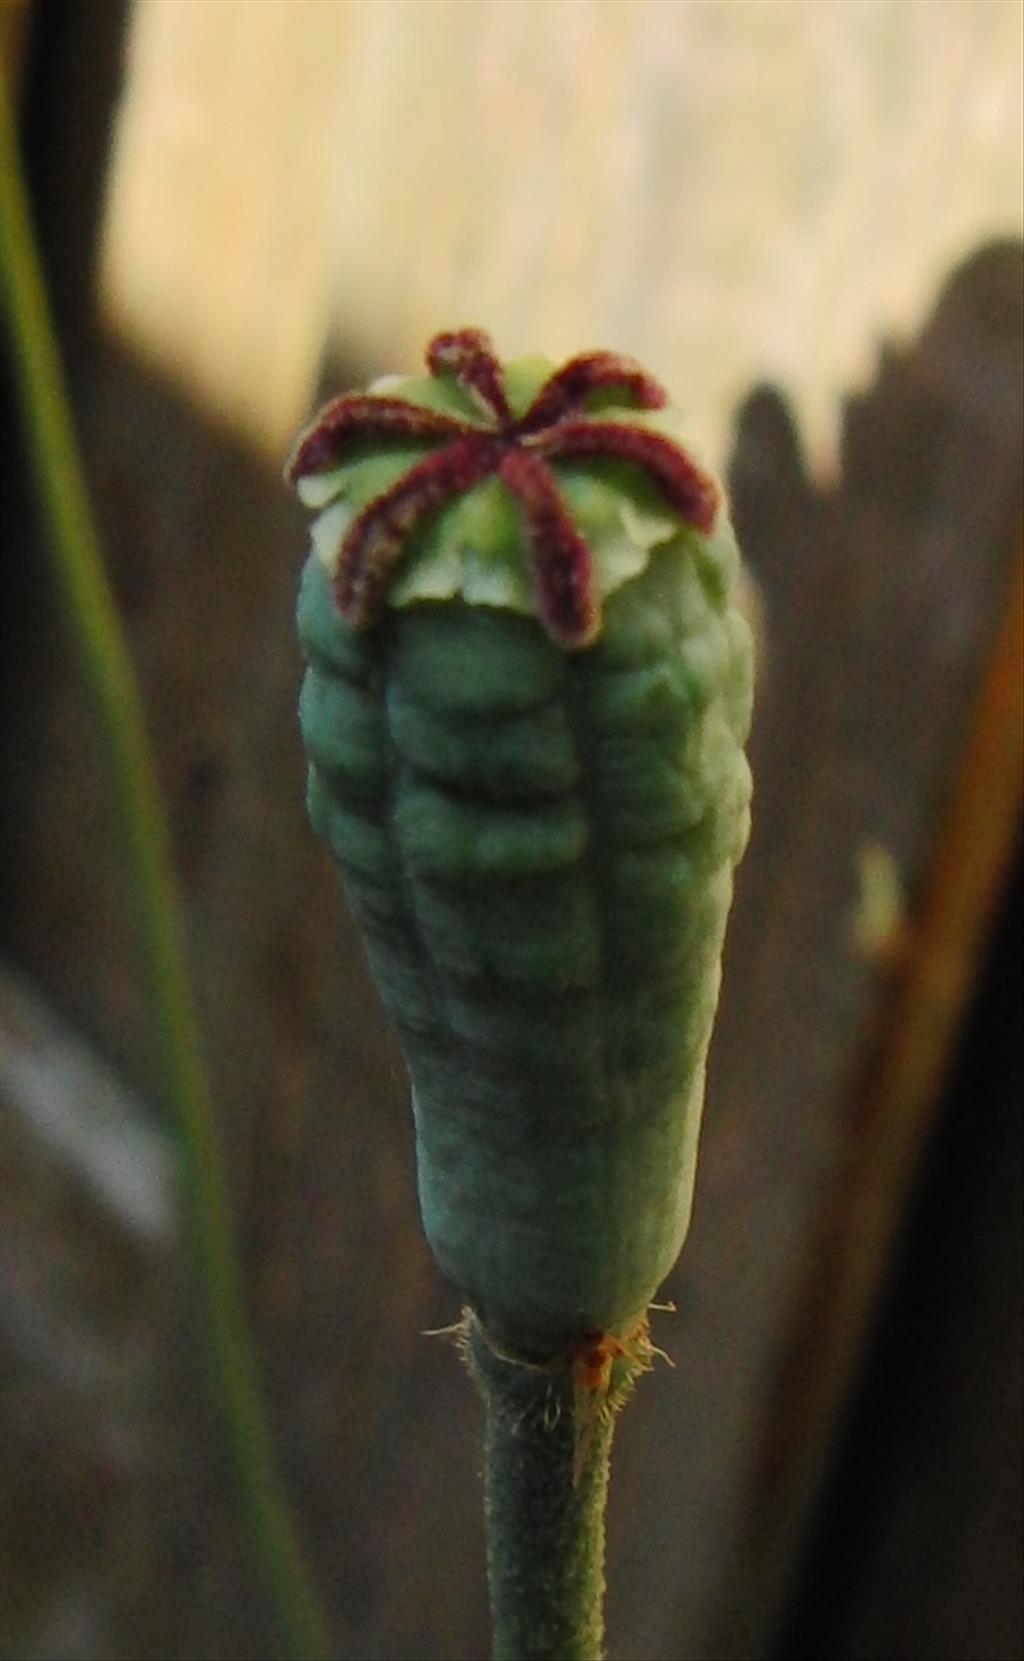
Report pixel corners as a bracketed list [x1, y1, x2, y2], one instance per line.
[689, 242, 1023, 1661]
[777, 858, 1022, 1661]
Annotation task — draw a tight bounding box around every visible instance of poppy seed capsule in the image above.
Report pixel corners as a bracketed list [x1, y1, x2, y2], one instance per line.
[291, 333, 753, 1356]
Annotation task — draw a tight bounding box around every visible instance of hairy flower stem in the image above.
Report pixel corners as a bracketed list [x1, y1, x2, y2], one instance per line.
[0, 74, 330, 1661]
[468, 1314, 648, 1661]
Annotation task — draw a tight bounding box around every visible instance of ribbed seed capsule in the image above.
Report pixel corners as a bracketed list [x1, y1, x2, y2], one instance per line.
[292, 332, 753, 1356]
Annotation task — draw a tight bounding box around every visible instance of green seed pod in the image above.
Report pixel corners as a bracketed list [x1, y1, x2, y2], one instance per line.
[291, 331, 753, 1356]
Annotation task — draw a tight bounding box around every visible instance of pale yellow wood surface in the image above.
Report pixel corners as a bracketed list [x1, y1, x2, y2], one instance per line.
[99, 0, 1022, 469]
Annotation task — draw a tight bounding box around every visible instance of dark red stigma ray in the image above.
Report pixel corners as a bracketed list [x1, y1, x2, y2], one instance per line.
[286, 395, 471, 483]
[531, 419, 719, 534]
[517, 350, 667, 434]
[499, 449, 601, 648]
[336, 437, 498, 627]
[292, 328, 721, 649]
[426, 328, 511, 423]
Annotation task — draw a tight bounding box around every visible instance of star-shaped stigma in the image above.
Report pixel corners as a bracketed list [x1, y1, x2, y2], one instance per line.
[287, 328, 719, 649]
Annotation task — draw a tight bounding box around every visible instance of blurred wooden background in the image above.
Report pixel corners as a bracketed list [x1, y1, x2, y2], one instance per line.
[2, 4, 1021, 1659]
[97, 0, 1022, 470]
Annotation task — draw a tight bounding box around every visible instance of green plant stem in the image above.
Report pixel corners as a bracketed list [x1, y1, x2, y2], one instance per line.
[468, 1314, 644, 1661]
[0, 75, 331, 1661]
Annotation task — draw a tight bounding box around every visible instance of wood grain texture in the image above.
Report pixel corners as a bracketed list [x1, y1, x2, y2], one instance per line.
[98, 0, 1023, 470]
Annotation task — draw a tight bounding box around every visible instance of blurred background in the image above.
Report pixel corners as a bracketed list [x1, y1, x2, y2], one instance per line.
[1, 3, 1021, 1659]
